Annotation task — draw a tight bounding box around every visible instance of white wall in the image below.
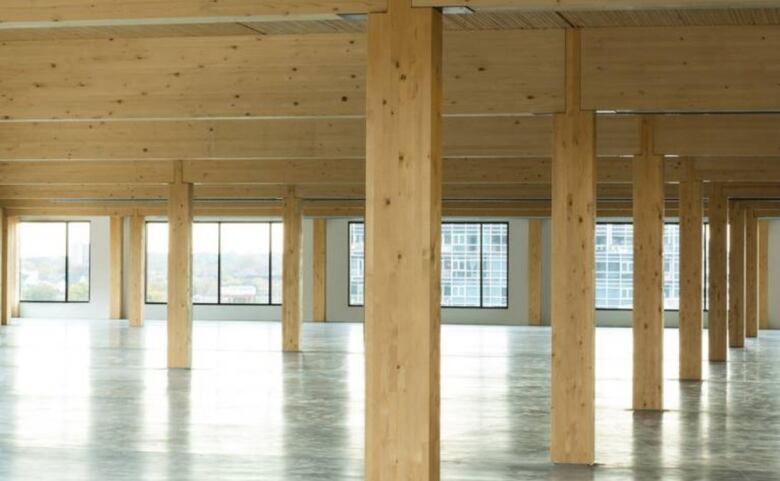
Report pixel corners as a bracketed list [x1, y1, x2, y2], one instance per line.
[19, 217, 111, 319]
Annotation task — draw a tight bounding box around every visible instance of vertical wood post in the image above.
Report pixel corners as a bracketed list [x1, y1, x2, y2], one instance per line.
[759, 220, 769, 330]
[282, 187, 303, 352]
[312, 218, 327, 323]
[633, 117, 664, 410]
[109, 215, 124, 320]
[678, 160, 702, 381]
[365, 1, 443, 478]
[0, 209, 7, 326]
[7, 216, 18, 320]
[728, 201, 746, 348]
[551, 28, 596, 465]
[527, 219, 542, 326]
[744, 207, 759, 338]
[128, 213, 145, 328]
[167, 161, 193, 369]
[708, 183, 728, 362]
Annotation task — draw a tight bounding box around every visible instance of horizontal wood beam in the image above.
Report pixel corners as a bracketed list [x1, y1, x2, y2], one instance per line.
[413, 1, 780, 10]
[0, 1, 385, 22]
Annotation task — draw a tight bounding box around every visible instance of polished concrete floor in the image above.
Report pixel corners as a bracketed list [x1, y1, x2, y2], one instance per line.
[0, 319, 779, 480]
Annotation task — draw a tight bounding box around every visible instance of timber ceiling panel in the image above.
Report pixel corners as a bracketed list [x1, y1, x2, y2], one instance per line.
[562, 8, 780, 27]
[0, 30, 564, 119]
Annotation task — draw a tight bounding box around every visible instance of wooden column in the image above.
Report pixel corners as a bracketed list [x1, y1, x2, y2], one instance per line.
[0, 213, 17, 325]
[678, 160, 702, 381]
[312, 218, 327, 323]
[109, 215, 124, 320]
[745, 208, 759, 338]
[167, 161, 193, 369]
[282, 187, 303, 352]
[551, 28, 596, 465]
[528, 219, 542, 326]
[708, 183, 728, 362]
[759, 220, 769, 330]
[632, 117, 664, 411]
[128, 213, 145, 328]
[728, 201, 746, 348]
[365, 1, 443, 479]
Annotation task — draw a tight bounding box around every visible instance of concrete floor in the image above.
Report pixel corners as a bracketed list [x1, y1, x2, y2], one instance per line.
[0, 319, 778, 480]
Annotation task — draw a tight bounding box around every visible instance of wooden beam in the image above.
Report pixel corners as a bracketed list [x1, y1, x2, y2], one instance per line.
[759, 220, 770, 330]
[728, 201, 746, 348]
[128, 213, 145, 328]
[551, 28, 595, 465]
[582, 27, 780, 111]
[413, 0, 780, 10]
[678, 160, 702, 381]
[633, 117, 664, 410]
[167, 161, 193, 368]
[745, 207, 759, 338]
[109, 216, 123, 320]
[708, 183, 728, 361]
[282, 187, 303, 351]
[365, 2, 442, 479]
[0, 1, 385, 22]
[312, 218, 327, 322]
[528, 219, 543, 326]
[0, 160, 173, 184]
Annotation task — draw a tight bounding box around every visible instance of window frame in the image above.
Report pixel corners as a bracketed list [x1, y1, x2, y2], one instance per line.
[595, 221, 710, 312]
[19, 220, 92, 304]
[144, 220, 282, 306]
[347, 220, 510, 310]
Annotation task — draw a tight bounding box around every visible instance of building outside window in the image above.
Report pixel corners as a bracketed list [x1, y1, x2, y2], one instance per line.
[145, 221, 283, 305]
[19, 221, 90, 303]
[349, 222, 509, 308]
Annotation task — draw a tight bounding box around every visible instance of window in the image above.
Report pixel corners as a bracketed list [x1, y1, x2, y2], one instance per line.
[19, 221, 90, 303]
[145, 221, 283, 305]
[595, 223, 709, 310]
[348, 222, 509, 308]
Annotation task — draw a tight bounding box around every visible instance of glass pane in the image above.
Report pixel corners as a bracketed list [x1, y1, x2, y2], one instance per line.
[441, 223, 481, 307]
[663, 224, 680, 310]
[482, 224, 508, 307]
[271, 223, 283, 305]
[220, 223, 270, 304]
[20, 222, 67, 302]
[348, 223, 364, 306]
[595, 224, 634, 309]
[145, 223, 168, 303]
[67, 222, 91, 302]
[193, 223, 219, 304]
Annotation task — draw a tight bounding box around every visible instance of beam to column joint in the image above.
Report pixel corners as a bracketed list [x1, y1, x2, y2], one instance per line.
[551, 28, 596, 465]
[167, 161, 193, 369]
[365, 1, 443, 479]
[282, 186, 303, 352]
[679, 159, 702, 381]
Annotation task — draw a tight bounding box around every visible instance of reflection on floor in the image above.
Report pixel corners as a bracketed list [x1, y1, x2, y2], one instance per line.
[0, 319, 778, 480]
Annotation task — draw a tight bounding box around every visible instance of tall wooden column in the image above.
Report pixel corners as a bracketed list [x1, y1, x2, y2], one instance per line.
[128, 213, 145, 328]
[0, 212, 17, 325]
[167, 161, 193, 369]
[551, 28, 596, 465]
[365, 1, 442, 479]
[678, 160, 702, 381]
[708, 183, 728, 362]
[109, 216, 124, 320]
[728, 201, 746, 348]
[759, 220, 769, 330]
[527, 219, 542, 326]
[282, 187, 303, 352]
[633, 117, 664, 411]
[745, 207, 759, 338]
[312, 218, 327, 323]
